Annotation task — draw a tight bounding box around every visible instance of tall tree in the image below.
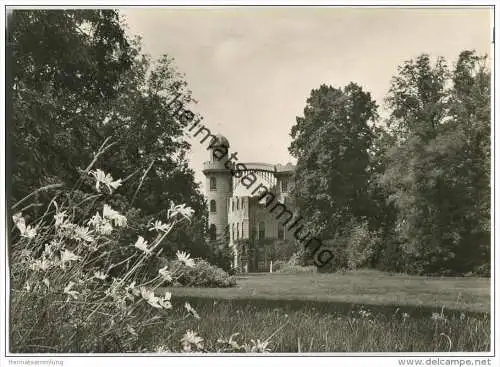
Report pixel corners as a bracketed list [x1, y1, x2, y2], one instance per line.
[380, 52, 490, 275]
[8, 10, 211, 262]
[9, 10, 133, 203]
[289, 83, 379, 240]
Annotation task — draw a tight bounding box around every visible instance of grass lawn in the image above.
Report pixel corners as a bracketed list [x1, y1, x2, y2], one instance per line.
[164, 270, 491, 313]
[147, 271, 491, 352]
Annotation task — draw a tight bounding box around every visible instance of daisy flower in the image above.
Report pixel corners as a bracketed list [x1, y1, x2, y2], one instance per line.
[149, 220, 169, 233]
[159, 291, 172, 310]
[158, 266, 173, 282]
[181, 330, 204, 352]
[94, 271, 108, 280]
[64, 282, 80, 300]
[134, 236, 151, 254]
[13, 213, 37, 239]
[250, 339, 271, 353]
[29, 258, 51, 272]
[102, 204, 127, 227]
[176, 251, 195, 268]
[89, 169, 122, 194]
[168, 202, 195, 222]
[72, 226, 94, 243]
[140, 287, 162, 309]
[184, 302, 200, 319]
[60, 249, 82, 264]
[54, 211, 67, 228]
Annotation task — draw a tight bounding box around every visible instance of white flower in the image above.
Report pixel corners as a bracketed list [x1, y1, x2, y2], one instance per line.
[98, 221, 114, 235]
[19, 249, 32, 259]
[402, 312, 410, 319]
[460, 312, 466, 321]
[60, 249, 82, 265]
[250, 339, 271, 353]
[134, 236, 151, 254]
[88, 212, 114, 235]
[176, 251, 195, 268]
[89, 169, 122, 194]
[149, 220, 169, 233]
[88, 213, 102, 227]
[127, 325, 138, 337]
[184, 302, 200, 319]
[154, 345, 170, 353]
[22, 226, 38, 239]
[29, 258, 51, 271]
[72, 226, 94, 243]
[42, 278, 50, 288]
[168, 202, 195, 222]
[140, 287, 161, 308]
[54, 211, 67, 228]
[13, 213, 37, 239]
[94, 271, 108, 280]
[431, 312, 447, 322]
[158, 266, 173, 282]
[159, 292, 172, 310]
[181, 330, 204, 352]
[64, 282, 79, 300]
[102, 204, 127, 227]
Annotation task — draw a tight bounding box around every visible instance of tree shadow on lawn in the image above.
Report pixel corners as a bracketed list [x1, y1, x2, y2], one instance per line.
[172, 295, 489, 320]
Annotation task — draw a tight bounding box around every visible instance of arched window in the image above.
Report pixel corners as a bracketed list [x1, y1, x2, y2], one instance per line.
[210, 200, 216, 213]
[209, 224, 217, 241]
[236, 197, 239, 210]
[236, 223, 240, 240]
[210, 177, 217, 191]
[232, 199, 235, 212]
[241, 221, 244, 238]
[258, 221, 265, 240]
[232, 223, 235, 241]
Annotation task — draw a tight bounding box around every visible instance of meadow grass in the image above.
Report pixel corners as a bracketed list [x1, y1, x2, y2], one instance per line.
[149, 272, 490, 353]
[162, 271, 491, 313]
[143, 296, 490, 353]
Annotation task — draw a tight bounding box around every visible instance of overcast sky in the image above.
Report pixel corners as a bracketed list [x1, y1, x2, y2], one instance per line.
[120, 7, 492, 191]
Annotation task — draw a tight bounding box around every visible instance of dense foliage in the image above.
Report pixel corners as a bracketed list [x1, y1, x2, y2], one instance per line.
[169, 259, 236, 288]
[8, 10, 213, 263]
[289, 51, 490, 276]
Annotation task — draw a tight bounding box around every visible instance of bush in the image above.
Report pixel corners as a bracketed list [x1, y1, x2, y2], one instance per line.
[169, 259, 236, 288]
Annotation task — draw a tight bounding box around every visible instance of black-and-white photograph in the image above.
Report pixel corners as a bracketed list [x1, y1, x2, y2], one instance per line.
[2, 2, 496, 365]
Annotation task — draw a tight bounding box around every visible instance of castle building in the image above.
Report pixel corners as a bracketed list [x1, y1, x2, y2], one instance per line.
[202, 134, 295, 272]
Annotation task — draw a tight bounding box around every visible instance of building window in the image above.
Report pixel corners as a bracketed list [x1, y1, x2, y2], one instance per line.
[232, 223, 235, 241]
[210, 199, 216, 213]
[241, 221, 244, 238]
[281, 179, 288, 193]
[232, 199, 235, 212]
[278, 225, 284, 240]
[210, 177, 217, 191]
[251, 226, 257, 240]
[236, 197, 240, 210]
[258, 221, 265, 240]
[209, 224, 217, 241]
[236, 223, 240, 240]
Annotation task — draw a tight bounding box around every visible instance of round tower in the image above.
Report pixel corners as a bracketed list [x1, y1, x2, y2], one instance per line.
[202, 134, 233, 243]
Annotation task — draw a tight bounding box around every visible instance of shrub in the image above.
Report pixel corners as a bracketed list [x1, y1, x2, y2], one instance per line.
[169, 259, 236, 288]
[275, 251, 316, 274]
